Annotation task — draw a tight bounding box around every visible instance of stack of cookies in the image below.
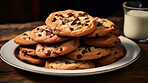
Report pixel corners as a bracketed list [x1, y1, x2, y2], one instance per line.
[14, 10, 125, 70]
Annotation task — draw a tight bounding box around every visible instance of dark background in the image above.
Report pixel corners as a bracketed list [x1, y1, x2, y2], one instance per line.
[0, 0, 139, 24]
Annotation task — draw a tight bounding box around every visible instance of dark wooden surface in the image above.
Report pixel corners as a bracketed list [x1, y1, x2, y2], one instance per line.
[0, 18, 148, 83]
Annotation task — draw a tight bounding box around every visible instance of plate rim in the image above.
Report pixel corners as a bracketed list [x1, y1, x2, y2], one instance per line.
[0, 36, 141, 76]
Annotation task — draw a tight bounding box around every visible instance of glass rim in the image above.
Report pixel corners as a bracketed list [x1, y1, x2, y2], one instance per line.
[123, 1, 148, 10]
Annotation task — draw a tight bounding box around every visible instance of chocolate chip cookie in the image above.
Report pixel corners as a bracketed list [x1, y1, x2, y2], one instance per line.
[14, 31, 37, 45]
[83, 35, 121, 47]
[94, 48, 125, 66]
[85, 17, 115, 37]
[36, 38, 80, 58]
[19, 46, 37, 56]
[45, 57, 95, 70]
[30, 25, 71, 43]
[65, 46, 111, 60]
[18, 50, 45, 64]
[45, 10, 97, 37]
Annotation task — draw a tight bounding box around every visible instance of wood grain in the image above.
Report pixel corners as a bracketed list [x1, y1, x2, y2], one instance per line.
[0, 21, 44, 41]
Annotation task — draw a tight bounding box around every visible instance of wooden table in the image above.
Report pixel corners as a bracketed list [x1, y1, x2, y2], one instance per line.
[0, 17, 148, 83]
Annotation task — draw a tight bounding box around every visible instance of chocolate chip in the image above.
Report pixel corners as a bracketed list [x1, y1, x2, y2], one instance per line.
[69, 27, 74, 31]
[78, 48, 81, 51]
[45, 50, 51, 56]
[59, 18, 62, 20]
[58, 48, 63, 51]
[65, 61, 71, 64]
[25, 54, 29, 56]
[82, 62, 86, 64]
[67, 13, 73, 17]
[54, 29, 60, 33]
[71, 21, 76, 25]
[24, 37, 30, 40]
[82, 23, 89, 26]
[59, 14, 64, 17]
[37, 34, 42, 37]
[114, 41, 117, 45]
[85, 21, 90, 23]
[77, 21, 81, 25]
[46, 30, 50, 33]
[87, 48, 91, 52]
[74, 17, 79, 21]
[78, 13, 83, 16]
[78, 13, 85, 17]
[71, 18, 80, 25]
[95, 33, 100, 37]
[49, 35, 53, 38]
[50, 49, 53, 51]
[46, 32, 51, 36]
[37, 28, 40, 30]
[51, 52, 59, 57]
[114, 51, 118, 54]
[105, 27, 109, 28]
[84, 18, 89, 20]
[77, 54, 83, 59]
[55, 14, 58, 16]
[63, 18, 70, 23]
[62, 21, 65, 25]
[23, 33, 27, 36]
[83, 13, 87, 15]
[51, 17, 56, 22]
[97, 52, 101, 55]
[82, 50, 87, 54]
[39, 28, 44, 32]
[110, 32, 113, 35]
[22, 50, 27, 54]
[97, 23, 102, 27]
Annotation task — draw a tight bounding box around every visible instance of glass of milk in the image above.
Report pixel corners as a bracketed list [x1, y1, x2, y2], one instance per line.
[123, 1, 148, 43]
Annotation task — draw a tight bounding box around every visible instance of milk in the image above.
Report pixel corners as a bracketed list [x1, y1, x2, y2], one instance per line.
[124, 10, 148, 39]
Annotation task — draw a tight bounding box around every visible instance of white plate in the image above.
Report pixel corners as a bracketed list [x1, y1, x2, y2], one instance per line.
[0, 36, 140, 76]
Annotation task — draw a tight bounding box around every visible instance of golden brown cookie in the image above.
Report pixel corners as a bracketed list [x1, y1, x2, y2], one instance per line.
[65, 46, 111, 60]
[110, 28, 121, 36]
[94, 48, 125, 66]
[14, 31, 37, 45]
[83, 35, 121, 47]
[45, 9, 97, 37]
[36, 38, 80, 58]
[19, 46, 37, 56]
[85, 17, 115, 37]
[45, 57, 95, 70]
[30, 25, 71, 43]
[18, 50, 45, 64]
